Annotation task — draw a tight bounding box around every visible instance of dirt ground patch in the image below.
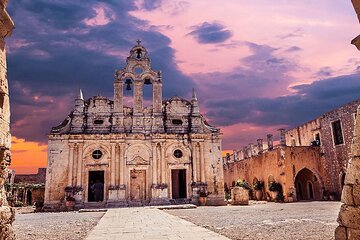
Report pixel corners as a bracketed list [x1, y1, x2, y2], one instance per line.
[13, 211, 104, 240]
[165, 201, 341, 240]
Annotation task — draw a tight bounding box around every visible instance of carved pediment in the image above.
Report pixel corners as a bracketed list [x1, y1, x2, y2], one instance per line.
[127, 155, 149, 165]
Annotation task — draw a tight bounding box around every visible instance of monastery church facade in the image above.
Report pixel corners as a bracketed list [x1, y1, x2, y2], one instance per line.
[44, 41, 225, 209]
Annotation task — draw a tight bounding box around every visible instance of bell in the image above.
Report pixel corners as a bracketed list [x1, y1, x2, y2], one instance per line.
[144, 78, 151, 85]
[136, 49, 142, 59]
[125, 79, 132, 91]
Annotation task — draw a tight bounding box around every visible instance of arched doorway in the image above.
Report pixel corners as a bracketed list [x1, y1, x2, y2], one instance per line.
[295, 168, 321, 201]
[26, 190, 32, 206]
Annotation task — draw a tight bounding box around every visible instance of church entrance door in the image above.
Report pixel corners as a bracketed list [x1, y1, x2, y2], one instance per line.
[171, 169, 187, 199]
[88, 171, 104, 202]
[130, 170, 146, 201]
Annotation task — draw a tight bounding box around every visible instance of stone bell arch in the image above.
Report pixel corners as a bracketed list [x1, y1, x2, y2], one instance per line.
[113, 40, 163, 133]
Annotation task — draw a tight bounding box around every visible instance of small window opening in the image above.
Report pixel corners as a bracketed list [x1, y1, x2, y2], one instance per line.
[332, 120, 344, 145]
[172, 119, 183, 125]
[174, 149, 183, 158]
[92, 150, 103, 160]
[94, 120, 104, 125]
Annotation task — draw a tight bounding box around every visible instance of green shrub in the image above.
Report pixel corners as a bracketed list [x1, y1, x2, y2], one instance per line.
[14, 201, 23, 207]
[235, 179, 251, 190]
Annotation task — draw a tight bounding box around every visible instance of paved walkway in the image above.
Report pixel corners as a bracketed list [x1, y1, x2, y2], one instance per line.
[86, 207, 230, 240]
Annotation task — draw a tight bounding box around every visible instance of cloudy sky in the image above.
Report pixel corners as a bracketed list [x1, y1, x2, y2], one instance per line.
[5, 0, 360, 173]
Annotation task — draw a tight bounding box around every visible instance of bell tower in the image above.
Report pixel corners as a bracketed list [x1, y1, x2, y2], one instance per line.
[113, 40, 164, 133]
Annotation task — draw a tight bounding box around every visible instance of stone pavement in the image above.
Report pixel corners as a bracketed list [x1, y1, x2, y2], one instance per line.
[86, 207, 230, 240]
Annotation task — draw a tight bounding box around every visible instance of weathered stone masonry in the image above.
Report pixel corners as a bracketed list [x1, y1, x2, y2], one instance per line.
[0, 0, 15, 238]
[224, 99, 360, 202]
[45, 42, 225, 209]
[335, 1, 360, 239]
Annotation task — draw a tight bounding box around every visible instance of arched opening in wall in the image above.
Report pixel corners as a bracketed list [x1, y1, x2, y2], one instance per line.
[295, 168, 321, 201]
[123, 78, 134, 108]
[308, 182, 314, 199]
[143, 78, 152, 108]
[26, 189, 32, 206]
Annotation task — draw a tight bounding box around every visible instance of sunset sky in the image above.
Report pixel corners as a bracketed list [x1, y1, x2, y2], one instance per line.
[6, 0, 360, 173]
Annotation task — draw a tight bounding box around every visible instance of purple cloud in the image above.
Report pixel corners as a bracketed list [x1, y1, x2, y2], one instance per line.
[187, 22, 232, 44]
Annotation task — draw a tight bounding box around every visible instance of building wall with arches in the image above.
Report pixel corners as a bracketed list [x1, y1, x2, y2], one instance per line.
[224, 146, 326, 201]
[224, 99, 360, 202]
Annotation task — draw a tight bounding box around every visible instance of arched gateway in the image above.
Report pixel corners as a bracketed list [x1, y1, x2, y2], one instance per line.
[294, 168, 322, 201]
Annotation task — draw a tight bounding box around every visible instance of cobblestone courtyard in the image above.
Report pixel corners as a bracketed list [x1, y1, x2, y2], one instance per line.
[166, 201, 342, 240]
[13, 201, 341, 239]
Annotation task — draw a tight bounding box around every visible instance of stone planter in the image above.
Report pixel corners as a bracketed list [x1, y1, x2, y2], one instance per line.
[270, 191, 278, 201]
[198, 197, 207, 206]
[255, 190, 263, 201]
[231, 187, 249, 205]
[65, 201, 75, 211]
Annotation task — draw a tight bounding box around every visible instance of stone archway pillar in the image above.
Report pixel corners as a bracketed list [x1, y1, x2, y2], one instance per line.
[335, 2, 360, 238]
[335, 104, 360, 239]
[0, 1, 15, 239]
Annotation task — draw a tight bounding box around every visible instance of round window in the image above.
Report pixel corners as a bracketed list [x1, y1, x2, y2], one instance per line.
[92, 150, 103, 160]
[134, 67, 143, 74]
[174, 149, 183, 158]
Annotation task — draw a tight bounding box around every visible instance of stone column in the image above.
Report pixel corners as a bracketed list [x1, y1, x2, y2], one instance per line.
[119, 143, 125, 186]
[335, 104, 360, 239]
[67, 144, 74, 186]
[115, 144, 120, 185]
[76, 143, 83, 186]
[110, 143, 116, 186]
[0, 1, 15, 238]
[267, 134, 274, 150]
[196, 144, 201, 181]
[152, 143, 157, 185]
[191, 142, 198, 182]
[278, 128, 286, 146]
[200, 143, 206, 182]
[113, 77, 123, 113]
[133, 80, 143, 114]
[153, 81, 162, 114]
[257, 139, 263, 153]
[161, 143, 166, 183]
[156, 144, 161, 183]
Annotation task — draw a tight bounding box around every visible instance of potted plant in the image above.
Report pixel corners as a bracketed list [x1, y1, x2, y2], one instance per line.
[231, 179, 250, 205]
[253, 181, 264, 201]
[197, 188, 208, 206]
[65, 196, 75, 211]
[34, 200, 44, 212]
[269, 182, 284, 202]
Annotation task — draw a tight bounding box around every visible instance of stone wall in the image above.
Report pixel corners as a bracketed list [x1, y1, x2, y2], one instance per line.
[335, 2, 360, 239]
[0, 0, 14, 238]
[14, 168, 46, 184]
[224, 146, 323, 201]
[335, 104, 360, 239]
[285, 99, 360, 197]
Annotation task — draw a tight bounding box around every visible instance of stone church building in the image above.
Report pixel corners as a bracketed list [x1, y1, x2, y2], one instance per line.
[44, 41, 225, 209]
